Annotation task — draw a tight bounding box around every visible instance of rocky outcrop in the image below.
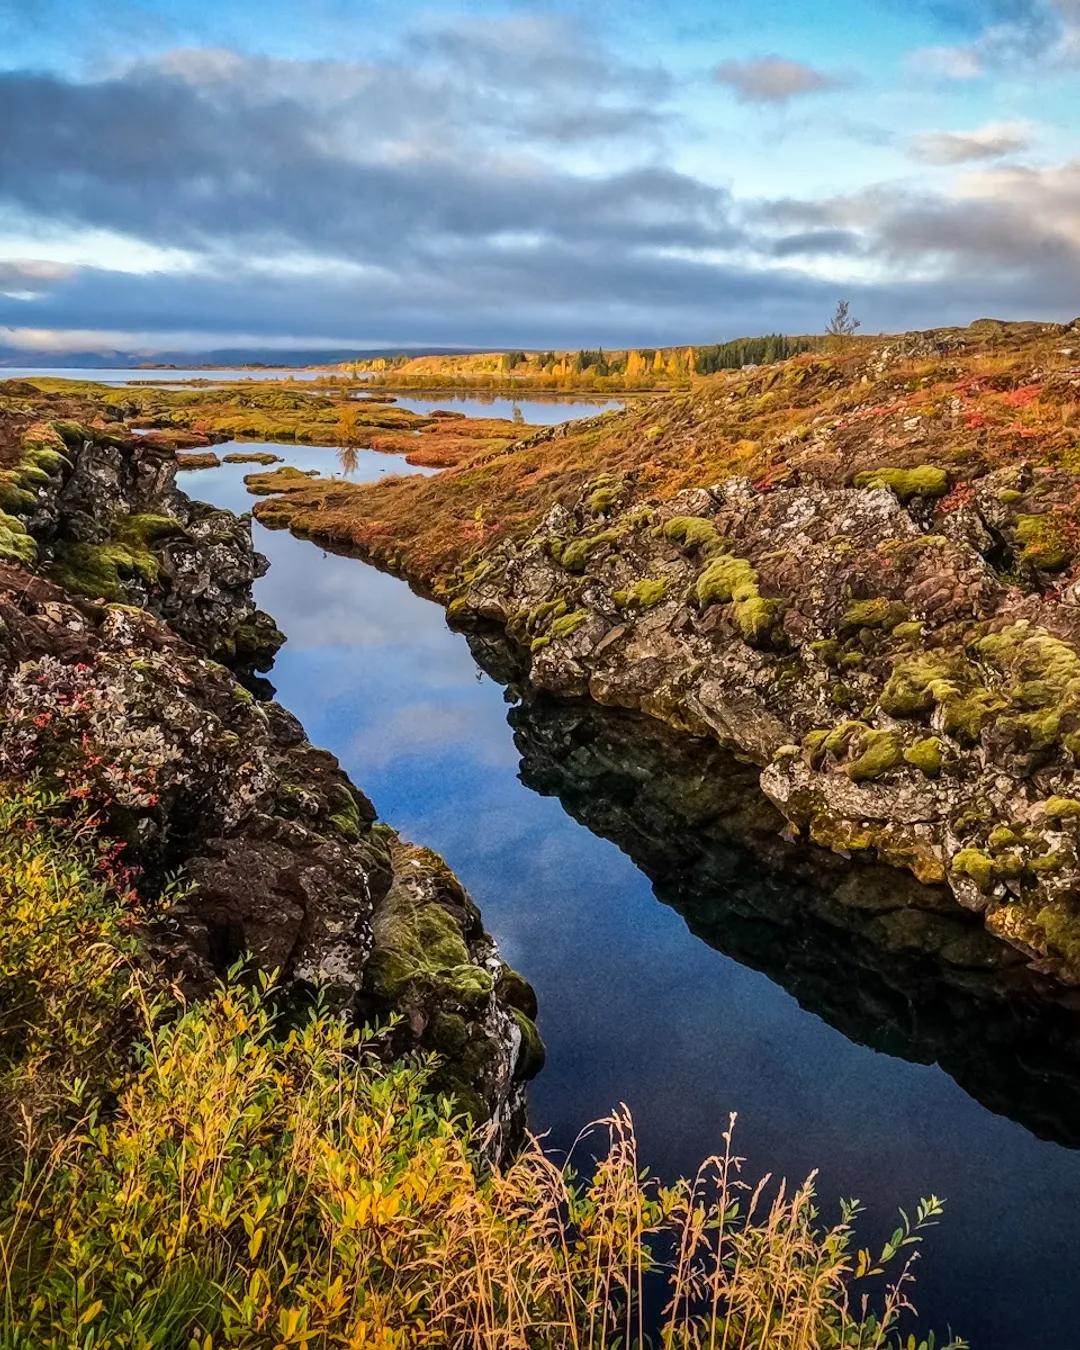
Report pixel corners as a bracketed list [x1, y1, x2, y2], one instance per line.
[481, 674, 1080, 1146]
[459, 468, 1080, 983]
[0, 403, 541, 1155]
[1, 413, 282, 675]
[0, 565, 539, 1152]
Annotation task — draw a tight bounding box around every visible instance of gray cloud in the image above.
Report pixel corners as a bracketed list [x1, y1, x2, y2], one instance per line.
[0, 259, 76, 297]
[714, 56, 840, 103]
[910, 122, 1033, 163]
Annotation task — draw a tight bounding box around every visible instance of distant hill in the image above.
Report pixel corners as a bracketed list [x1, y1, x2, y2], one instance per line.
[0, 345, 487, 370]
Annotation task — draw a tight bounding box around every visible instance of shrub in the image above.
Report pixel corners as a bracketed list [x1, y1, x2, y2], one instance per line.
[0, 784, 963, 1349]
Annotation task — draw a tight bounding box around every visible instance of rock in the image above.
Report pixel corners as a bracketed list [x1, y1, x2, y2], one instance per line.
[456, 471, 1080, 982]
[0, 562, 537, 1155]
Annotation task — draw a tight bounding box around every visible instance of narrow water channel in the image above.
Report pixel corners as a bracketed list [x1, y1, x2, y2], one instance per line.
[187, 430, 1080, 1350]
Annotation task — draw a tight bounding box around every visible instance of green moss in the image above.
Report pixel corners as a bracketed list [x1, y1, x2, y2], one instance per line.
[48, 541, 159, 602]
[879, 658, 947, 718]
[1015, 514, 1073, 571]
[998, 489, 1024, 504]
[939, 690, 1004, 745]
[733, 594, 785, 645]
[903, 736, 946, 776]
[823, 720, 868, 755]
[1044, 796, 1080, 820]
[853, 465, 949, 501]
[559, 531, 619, 573]
[662, 516, 722, 553]
[0, 511, 36, 565]
[0, 474, 37, 514]
[326, 784, 362, 843]
[695, 554, 757, 607]
[548, 608, 590, 640]
[510, 1009, 546, 1081]
[115, 513, 185, 548]
[368, 886, 492, 1008]
[616, 576, 669, 610]
[841, 598, 908, 631]
[588, 486, 618, 515]
[987, 825, 1021, 851]
[845, 730, 903, 782]
[951, 848, 996, 892]
[1028, 852, 1065, 873]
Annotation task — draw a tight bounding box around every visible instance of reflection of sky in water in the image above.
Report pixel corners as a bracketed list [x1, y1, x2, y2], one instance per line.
[386, 394, 623, 424]
[191, 450, 1080, 1350]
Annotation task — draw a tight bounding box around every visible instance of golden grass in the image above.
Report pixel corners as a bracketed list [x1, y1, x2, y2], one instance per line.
[0, 784, 963, 1349]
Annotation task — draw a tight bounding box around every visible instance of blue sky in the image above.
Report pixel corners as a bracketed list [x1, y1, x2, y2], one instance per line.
[2, 0, 1080, 355]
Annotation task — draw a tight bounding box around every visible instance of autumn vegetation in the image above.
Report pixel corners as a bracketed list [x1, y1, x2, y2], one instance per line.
[246, 319, 1080, 591]
[0, 781, 960, 1347]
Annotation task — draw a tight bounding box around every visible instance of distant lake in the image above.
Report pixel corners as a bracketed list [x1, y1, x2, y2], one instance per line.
[0, 367, 335, 384]
[386, 394, 622, 424]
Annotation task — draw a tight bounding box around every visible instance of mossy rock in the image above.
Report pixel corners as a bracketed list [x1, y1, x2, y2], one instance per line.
[854, 465, 949, 501]
[951, 848, 996, 892]
[559, 531, 619, 573]
[695, 554, 757, 608]
[903, 736, 946, 776]
[841, 598, 908, 631]
[223, 451, 284, 465]
[0, 511, 36, 565]
[47, 540, 159, 603]
[548, 609, 590, 641]
[510, 1008, 546, 1081]
[1015, 514, 1073, 571]
[1044, 796, 1080, 821]
[662, 516, 722, 553]
[588, 486, 619, 516]
[733, 594, 785, 646]
[845, 729, 903, 782]
[616, 576, 668, 610]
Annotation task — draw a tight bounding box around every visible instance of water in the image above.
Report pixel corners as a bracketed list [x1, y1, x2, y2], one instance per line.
[187, 444, 1080, 1350]
[0, 366, 337, 384]
[384, 394, 622, 424]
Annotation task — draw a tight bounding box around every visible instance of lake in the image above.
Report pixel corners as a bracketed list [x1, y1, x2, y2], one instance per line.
[184, 438, 1080, 1350]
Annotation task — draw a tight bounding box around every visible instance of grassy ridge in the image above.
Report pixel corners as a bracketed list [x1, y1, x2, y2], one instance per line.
[0, 783, 959, 1348]
[248, 320, 1080, 587]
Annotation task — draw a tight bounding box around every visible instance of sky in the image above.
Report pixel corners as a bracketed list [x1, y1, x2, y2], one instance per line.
[2, 0, 1080, 355]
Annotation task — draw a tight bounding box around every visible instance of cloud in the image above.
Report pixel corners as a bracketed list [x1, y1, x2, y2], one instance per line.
[350, 700, 520, 769]
[714, 56, 840, 103]
[907, 44, 984, 78]
[0, 259, 76, 298]
[910, 121, 1034, 163]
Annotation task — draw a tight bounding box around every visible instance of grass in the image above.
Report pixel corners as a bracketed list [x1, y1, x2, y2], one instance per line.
[236, 318, 1080, 593]
[0, 780, 963, 1348]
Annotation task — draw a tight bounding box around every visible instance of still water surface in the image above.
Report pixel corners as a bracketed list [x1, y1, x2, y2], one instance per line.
[187, 438, 1080, 1350]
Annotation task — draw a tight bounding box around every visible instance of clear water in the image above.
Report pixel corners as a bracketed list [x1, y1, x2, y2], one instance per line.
[0, 366, 334, 384]
[385, 394, 622, 424]
[186, 445, 1080, 1350]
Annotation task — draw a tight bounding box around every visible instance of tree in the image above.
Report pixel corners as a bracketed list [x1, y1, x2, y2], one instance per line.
[826, 300, 861, 348]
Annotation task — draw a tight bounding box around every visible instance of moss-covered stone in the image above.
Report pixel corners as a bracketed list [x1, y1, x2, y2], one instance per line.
[616, 576, 669, 610]
[548, 608, 590, 641]
[559, 531, 619, 573]
[662, 516, 722, 553]
[0, 511, 36, 565]
[845, 729, 903, 781]
[853, 465, 949, 501]
[1044, 796, 1080, 820]
[951, 848, 996, 892]
[841, 598, 909, 631]
[47, 541, 159, 602]
[1015, 514, 1073, 571]
[733, 593, 785, 645]
[695, 554, 757, 607]
[903, 736, 946, 776]
[510, 1008, 545, 1080]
